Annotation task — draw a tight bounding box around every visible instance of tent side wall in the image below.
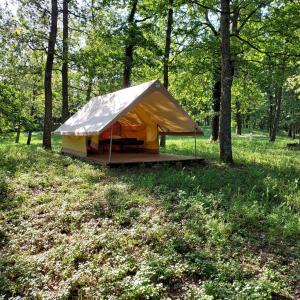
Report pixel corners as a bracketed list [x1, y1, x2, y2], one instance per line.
[62, 135, 87, 157]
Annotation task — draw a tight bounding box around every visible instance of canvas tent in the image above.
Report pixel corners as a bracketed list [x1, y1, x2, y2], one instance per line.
[55, 80, 203, 159]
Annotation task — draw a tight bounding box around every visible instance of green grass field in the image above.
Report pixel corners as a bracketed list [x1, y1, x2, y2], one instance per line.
[0, 130, 299, 299]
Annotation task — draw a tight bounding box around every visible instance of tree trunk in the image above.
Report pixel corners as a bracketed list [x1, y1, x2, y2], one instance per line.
[43, 0, 58, 149]
[268, 88, 274, 137]
[210, 70, 221, 142]
[91, 0, 95, 24]
[27, 131, 32, 145]
[292, 95, 296, 139]
[61, 0, 69, 122]
[269, 86, 283, 142]
[160, 0, 174, 148]
[235, 99, 242, 135]
[163, 0, 173, 90]
[27, 105, 35, 145]
[15, 126, 20, 143]
[245, 114, 250, 129]
[159, 133, 166, 150]
[219, 0, 233, 163]
[86, 77, 93, 103]
[123, 0, 138, 88]
[288, 126, 292, 138]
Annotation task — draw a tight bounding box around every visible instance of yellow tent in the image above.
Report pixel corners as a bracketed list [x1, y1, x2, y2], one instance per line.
[55, 80, 203, 158]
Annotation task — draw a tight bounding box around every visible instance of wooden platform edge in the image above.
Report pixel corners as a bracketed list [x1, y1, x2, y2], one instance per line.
[60, 152, 206, 168]
[107, 158, 206, 168]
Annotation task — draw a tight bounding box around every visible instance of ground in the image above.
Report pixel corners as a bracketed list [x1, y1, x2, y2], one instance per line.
[0, 129, 299, 299]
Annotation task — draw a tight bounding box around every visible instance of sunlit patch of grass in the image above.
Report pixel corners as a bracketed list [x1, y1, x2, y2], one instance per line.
[0, 129, 299, 299]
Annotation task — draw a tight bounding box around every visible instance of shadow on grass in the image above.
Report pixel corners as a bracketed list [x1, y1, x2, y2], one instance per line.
[101, 155, 300, 297]
[107, 154, 300, 258]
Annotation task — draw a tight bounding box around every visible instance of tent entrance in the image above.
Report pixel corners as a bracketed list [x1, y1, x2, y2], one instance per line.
[86, 117, 159, 158]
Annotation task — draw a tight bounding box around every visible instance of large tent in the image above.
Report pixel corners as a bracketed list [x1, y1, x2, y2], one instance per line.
[55, 80, 203, 160]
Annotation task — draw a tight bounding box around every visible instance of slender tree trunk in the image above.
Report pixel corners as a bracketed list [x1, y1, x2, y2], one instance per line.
[160, 0, 173, 148]
[123, 0, 138, 88]
[61, 0, 69, 122]
[27, 105, 35, 145]
[86, 77, 93, 102]
[15, 126, 20, 143]
[163, 0, 173, 90]
[247, 115, 250, 129]
[43, 0, 58, 149]
[235, 99, 242, 135]
[219, 0, 233, 163]
[206, 116, 210, 126]
[292, 95, 296, 139]
[269, 86, 283, 142]
[91, 0, 95, 23]
[123, 45, 134, 88]
[288, 126, 292, 138]
[268, 89, 274, 137]
[210, 69, 221, 142]
[27, 131, 32, 145]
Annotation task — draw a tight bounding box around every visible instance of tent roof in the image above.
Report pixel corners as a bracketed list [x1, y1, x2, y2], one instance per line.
[55, 80, 203, 136]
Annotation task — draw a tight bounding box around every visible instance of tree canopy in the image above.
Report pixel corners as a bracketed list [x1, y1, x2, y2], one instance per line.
[0, 0, 299, 160]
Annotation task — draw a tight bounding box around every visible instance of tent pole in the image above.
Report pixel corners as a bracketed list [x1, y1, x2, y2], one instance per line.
[108, 124, 113, 163]
[194, 127, 197, 157]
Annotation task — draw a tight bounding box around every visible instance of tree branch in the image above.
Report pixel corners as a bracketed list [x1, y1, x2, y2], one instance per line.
[231, 7, 240, 34]
[236, 8, 259, 35]
[233, 34, 270, 56]
[68, 10, 88, 20]
[69, 26, 88, 34]
[236, 0, 272, 35]
[189, 0, 221, 13]
[135, 15, 155, 23]
[28, 43, 47, 53]
[205, 12, 218, 36]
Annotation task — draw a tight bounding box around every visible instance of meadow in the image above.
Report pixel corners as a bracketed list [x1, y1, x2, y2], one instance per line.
[0, 129, 299, 299]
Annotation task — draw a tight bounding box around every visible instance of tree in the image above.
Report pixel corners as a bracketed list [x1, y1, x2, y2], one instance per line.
[43, 0, 58, 149]
[219, 0, 233, 163]
[61, 0, 69, 122]
[163, 0, 173, 91]
[235, 99, 242, 135]
[269, 83, 283, 142]
[123, 0, 138, 88]
[160, 0, 174, 147]
[211, 68, 221, 141]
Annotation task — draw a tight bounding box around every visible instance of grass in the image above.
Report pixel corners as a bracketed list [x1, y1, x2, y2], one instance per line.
[0, 129, 299, 299]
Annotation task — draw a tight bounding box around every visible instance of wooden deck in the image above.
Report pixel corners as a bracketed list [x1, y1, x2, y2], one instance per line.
[84, 152, 204, 166]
